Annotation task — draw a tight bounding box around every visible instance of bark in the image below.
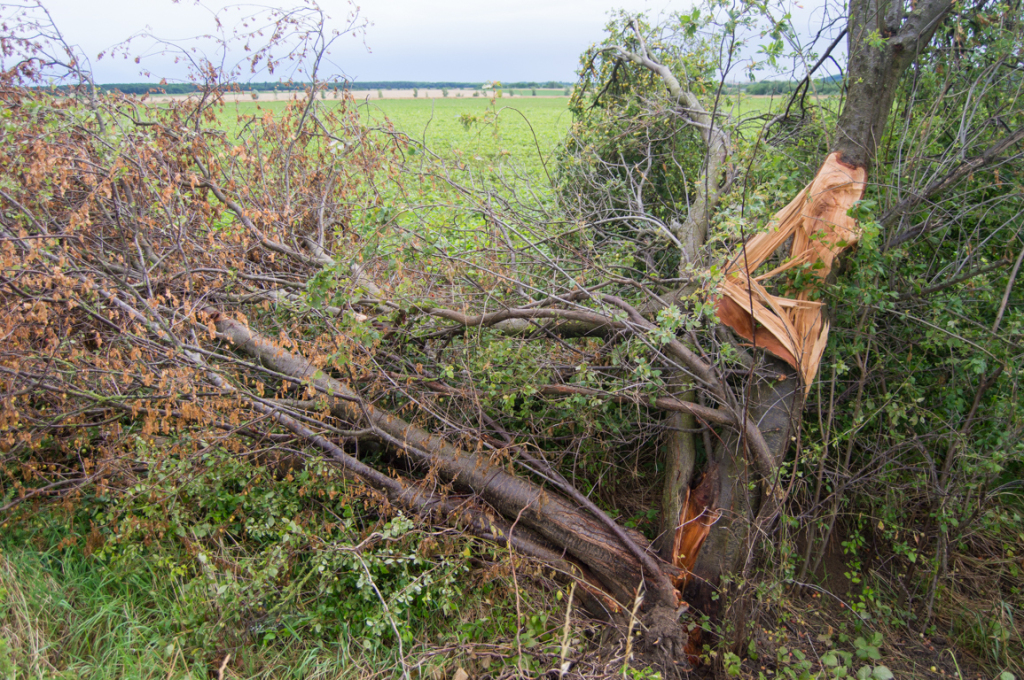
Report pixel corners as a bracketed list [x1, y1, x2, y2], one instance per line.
[684, 362, 801, 614]
[658, 0, 954, 649]
[835, 0, 953, 169]
[657, 404, 698, 560]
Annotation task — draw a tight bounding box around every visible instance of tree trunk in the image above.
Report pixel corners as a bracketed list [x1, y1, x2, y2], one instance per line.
[658, 0, 954, 655]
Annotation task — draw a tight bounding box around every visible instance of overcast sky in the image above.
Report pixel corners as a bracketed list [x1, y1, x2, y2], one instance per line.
[31, 0, 837, 84]
[33, 0, 664, 84]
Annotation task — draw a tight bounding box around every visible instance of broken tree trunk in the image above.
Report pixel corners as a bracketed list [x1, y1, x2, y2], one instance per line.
[715, 152, 867, 393]
[660, 152, 867, 640]
[214, 0, 957, 665]
[658, 0, 954, 658]
[208, 310, 684, 612]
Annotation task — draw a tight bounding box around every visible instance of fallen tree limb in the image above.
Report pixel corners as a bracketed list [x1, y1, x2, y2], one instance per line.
[207, 309, 683, 608]
[536, 384, 733, 426]
[91, 290, 584, 592]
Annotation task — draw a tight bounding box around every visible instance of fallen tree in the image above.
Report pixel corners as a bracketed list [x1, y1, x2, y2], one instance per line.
[1, 0, 1022, 674]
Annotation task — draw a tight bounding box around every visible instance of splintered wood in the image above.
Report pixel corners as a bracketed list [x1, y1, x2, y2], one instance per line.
[669, 472, 720, 590]
[714, 153, 867, 392]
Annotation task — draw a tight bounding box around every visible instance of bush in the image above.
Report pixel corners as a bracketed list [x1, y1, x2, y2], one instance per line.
[556, 11, 715, 277]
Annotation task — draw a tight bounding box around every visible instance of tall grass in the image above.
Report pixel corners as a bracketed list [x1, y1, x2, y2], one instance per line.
[0, 545, 202, 678]
[0, 543, 434, 679]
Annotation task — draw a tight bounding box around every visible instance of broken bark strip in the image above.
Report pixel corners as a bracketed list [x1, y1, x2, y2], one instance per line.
[209, 312, 682, 608]
[655, 376, 700, 565]
[669, 469, 722, 589]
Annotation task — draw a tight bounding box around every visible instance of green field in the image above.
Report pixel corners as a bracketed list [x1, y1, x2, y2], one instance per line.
[212, 94, 789, 177]
[215, 97, 572, 179]
[363, 97, 571, 170]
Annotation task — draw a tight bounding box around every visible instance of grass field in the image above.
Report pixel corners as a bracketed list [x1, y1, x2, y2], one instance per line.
[361, 96, 572, 170]
[215, 97, 572, 178]
[210, 93, 790, 181]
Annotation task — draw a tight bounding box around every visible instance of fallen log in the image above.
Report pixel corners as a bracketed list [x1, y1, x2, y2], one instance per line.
[207, 309, 684, 610]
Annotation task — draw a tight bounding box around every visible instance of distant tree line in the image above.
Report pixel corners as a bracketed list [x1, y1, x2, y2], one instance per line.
[47, 82, 310, 95]
[340, 81, 480, 91]
[48, 78, 844, 98]
[500, 81, 571, 89]
[42, 80, 575, 95]
[338, 81, 572, 91]
[738, 77, 842, 96]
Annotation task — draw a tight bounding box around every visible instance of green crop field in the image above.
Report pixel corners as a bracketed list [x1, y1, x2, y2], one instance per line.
[214, 96, 573, 179]
[212, 93, 792, 161]
[362, 97, 571, 172]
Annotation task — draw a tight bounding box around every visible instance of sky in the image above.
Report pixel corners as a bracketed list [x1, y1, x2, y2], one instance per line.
[27, 0, 839, 85]
[33, 0, 661, 84]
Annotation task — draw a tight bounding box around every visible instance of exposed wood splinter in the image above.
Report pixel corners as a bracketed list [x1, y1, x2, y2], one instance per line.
[714, 152, 867, 392]
[669, 469, 721, 590]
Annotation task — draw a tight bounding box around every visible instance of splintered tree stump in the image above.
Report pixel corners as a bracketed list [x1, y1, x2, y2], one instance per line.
[668, 154, 866, 661]
[669, 469, 721, 589]
[714, 152, 867, 392]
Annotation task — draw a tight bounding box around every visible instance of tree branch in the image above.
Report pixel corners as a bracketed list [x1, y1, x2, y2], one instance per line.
[884, 126, 1024, 248]
[615, 20, 731, 266]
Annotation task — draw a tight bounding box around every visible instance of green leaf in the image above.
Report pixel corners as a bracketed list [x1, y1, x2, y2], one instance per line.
[871, 666, 894, 680]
